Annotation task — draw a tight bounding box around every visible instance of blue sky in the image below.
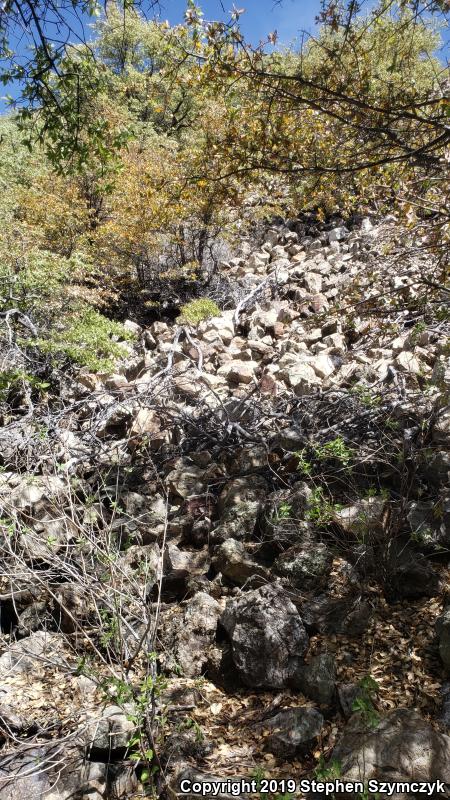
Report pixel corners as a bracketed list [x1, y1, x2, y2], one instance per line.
[1, 1, 448, 111]
[0, 1, 321, 110]
[161, 0, 320, 44]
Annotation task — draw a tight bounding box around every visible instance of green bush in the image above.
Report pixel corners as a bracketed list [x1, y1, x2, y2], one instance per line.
[37, 307, 134, 372]
[179, 298, 220, 326]
[296, 436, 354, 476]
[305, 487, 343, 526]
[0, 244, 133, 372]
[0, 249, 69, 316]
[0, 369, 50, 402]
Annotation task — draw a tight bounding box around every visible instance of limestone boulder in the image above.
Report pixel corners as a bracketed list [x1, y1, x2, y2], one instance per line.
[212, 538, 270, 585]
[331, 709, 450, 796]
[220, 584, 308, 688]
[262, 707, 324, 757]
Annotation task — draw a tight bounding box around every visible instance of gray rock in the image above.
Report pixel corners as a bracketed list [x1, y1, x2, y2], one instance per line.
[17, 600, 52, 636]
[274, 542, 333, 590]
[383, 538, 440, 600]
[440, 682, 450, 730]
[309, 293, 330, 313]
[211, 510, 260, 544]
[323, 332, 346, 354]
[0, 700, 28, 734]
[83, 704, 135, 751]
[274, 427, 304, 451]
[150, 320, 169, 337]
[311, 353, 336, 379]
[19, 513, 78, 560]
[0, 423, 34, 467]
[308, 239, 323, 253]
[120, 352, 146, 381]
[173, 374, 203, 399]
[338, 683, 363, 718]
[439, 681, 450, 732]
[103, 373, 129, 391]
[164, 543, 209, 582]
[263, 707, 324, 757]
[96, 403, 133, 438]
[321, 318, 340, 336]
[290, 481, 315, 514]
[408, 498, 450, 550]
[331, 708, 450, 794]
[118, 542, 161, 595]
[432, 407, 450, 445]
[0, 474, 65, 512]
[436, 605, 450, 673]
[0, 743, 136, 799]
[129, 408, 165, 447]
[328, 226, 349, 243]
[360, 217, 373, 232]
[297, 653, 336, 705]
[265, 229, 280, 246]
[143, 329, 157, 349]
[167, 459, 220, 499]
[123, 319, 142, 336]
[174, 592, 222, 678]
[228, 445, 268, 475]
[284, 361, 322, 395]
[220, 584, 308, 688]
[0, 631, 64, 678]
[212, 539, 270, 585]
[202, 313, 235, 345]
[431, 355, 450, 393]
[304, 327, 324, 345]
[395, 351, 424, 375]
[167, 461, 206, 498]
[123, 492, 166, 542]
[425, 450, 450, 488]
[259, 482, 314, 547]
[161, 728, 213, 766]
[334, 497, 387, 542]
[55, 429, 91, 467]
[302, 594, 372, 636]
[304, 272, 323, 294]
[212, 476, 267, 543]
[277, 305, 300, 324]
[0, 633, 74, 740]
[248, 251, 270, 269]
[271, 245, 288, 260]
[217, 360, 258, 384]
[251, 307, 278, 331]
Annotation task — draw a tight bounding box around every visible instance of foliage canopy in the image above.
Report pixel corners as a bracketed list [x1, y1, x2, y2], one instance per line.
[0, 1, 448, 371]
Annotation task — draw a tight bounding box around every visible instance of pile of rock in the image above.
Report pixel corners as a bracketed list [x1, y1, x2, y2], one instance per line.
[0, 212, 449, 798]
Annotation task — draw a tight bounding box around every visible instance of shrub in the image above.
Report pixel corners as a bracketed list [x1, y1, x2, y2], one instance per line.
[296, 436, 354, 476]
[352, 675, 380, 728]
[306, 487, 342, 526]
[315, 436, 354, 467]
[0, 242, 132, 373]
[0, 249, 69, 317]
[37, 307, 134, 372]
[178, 298, 220, 326]
[0, 370, 50, 402]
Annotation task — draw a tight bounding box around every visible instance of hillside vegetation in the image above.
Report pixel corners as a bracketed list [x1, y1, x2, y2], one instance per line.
[0, 1, 449, 798]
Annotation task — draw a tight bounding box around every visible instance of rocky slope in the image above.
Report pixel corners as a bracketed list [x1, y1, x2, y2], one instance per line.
[0, 213, 449, 799]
